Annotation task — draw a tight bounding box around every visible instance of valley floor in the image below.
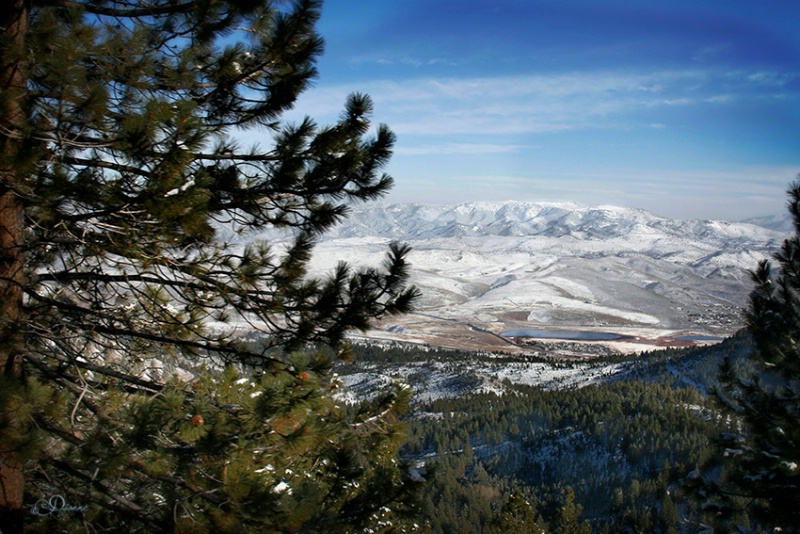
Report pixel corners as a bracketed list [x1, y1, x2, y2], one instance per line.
[357, 311, 738, 357]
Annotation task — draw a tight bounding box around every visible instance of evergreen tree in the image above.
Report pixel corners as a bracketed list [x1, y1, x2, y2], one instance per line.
[0, 0, 420, 531]
[552, 487, 591, 534]
[657, 461, 679, 534]
[693, 180, 800, 532]
[492, 489, 545, 534]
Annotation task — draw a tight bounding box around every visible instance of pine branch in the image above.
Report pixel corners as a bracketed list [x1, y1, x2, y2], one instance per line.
[48, 458, 166, 530]
[39, 0, 195, 18]
[4, 0, 420, 529]
[61, 155, 155, 179]
[24, 354, 117, 426]
[23, 292, 286, 367]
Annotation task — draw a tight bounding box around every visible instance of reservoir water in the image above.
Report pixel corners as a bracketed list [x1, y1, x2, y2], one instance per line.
[670, 335, 725, 342]
[500, 330, 725, 343]
[500, 329, 630, 341]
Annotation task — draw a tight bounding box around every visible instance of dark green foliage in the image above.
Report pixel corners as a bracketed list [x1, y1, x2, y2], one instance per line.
[692, 180, 800, 532]
[493, 489, 546, 534]
[28, 363, 418, 533]
[347, 342, 728, 533]
[0, 0, 421, 531]
[553, 487, 591, 534]
[404, 380, 717, 532]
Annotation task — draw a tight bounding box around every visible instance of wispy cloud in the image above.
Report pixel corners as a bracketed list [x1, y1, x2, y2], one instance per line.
[277, 66, 800, 220]
[388, 165, 798, 220]
[290, 68, 793, 137]
[394, 143, 532, 156]
[307, 1, 800, 220]
[372, 56, 457, 68]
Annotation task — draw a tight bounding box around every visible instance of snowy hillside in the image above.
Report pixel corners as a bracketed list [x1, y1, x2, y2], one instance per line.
[297, 201, 787, 350]
[742, 212, 794, 233]
[322, 201, 783, 243]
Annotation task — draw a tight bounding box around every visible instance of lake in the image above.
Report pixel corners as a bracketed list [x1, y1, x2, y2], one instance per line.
[500, 329, 630, 341]
[670, 335, 725, 342]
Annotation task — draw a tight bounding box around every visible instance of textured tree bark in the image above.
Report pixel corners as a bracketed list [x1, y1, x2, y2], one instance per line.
[0, 0, 29, 531]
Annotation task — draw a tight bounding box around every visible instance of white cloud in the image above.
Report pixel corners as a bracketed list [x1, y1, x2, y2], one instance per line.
[706, 94, 734, 104]
[273, 67, 800, 221]
[394, 142, 531, 156]
[659, 98, 694, 106]
[745, 71, 798, 87]
[287, 67, 788, 138]
[691, 43, 733, 63]
[386, 164, 800, 221]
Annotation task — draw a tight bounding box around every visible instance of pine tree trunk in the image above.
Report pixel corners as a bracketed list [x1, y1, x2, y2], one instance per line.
[0, 0, 29, 531]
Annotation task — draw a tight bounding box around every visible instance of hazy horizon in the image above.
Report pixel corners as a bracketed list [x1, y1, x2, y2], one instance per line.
[337, 197, 794, 233]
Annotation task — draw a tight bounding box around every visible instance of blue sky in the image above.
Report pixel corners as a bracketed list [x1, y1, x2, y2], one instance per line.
[281, 0, 800, 220]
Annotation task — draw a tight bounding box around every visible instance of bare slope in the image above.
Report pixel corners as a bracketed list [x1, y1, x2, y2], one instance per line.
[307, 202, 784, 350]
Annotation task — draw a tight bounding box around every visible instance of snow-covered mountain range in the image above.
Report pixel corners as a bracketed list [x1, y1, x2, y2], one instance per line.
[321, 201, 783, 242]
[305, 201, 787, 351]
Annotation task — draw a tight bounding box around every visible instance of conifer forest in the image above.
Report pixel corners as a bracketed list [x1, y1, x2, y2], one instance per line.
[341, 338, 745, 533]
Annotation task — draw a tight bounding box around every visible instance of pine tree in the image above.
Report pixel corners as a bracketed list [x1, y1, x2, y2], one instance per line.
[657, 461, 679, 534]
[0, 1, 421, 531]
[553, 487, 591, 534]
[492, 489, 545, 534]
[693, 180, 800, 532]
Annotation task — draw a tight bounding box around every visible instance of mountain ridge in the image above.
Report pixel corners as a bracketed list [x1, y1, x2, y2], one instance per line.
[298, 201, 787, 352]
[325, 201, 787, 244]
